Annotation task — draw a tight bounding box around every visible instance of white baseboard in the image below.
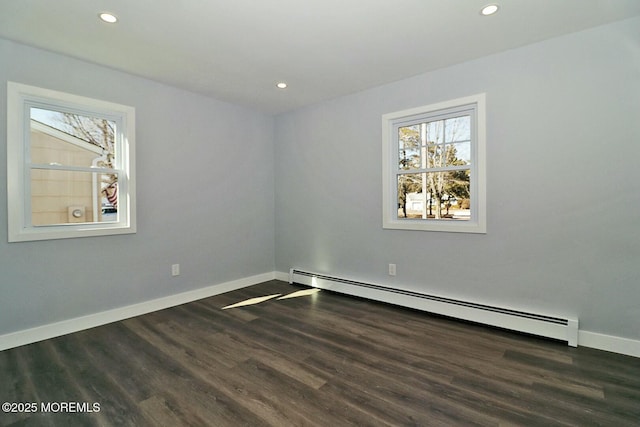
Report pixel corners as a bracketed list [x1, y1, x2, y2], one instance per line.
[279, 270, 640, 359]
[4, 270, 639, 360]
[0, 271, 275, 351]
[578, 330, 640, 358]
[274, 271, 290, 282]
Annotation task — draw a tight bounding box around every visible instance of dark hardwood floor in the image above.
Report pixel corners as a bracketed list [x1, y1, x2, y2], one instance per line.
[1, 280, 639, 426]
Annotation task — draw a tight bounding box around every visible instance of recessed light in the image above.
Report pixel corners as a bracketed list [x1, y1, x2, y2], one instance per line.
[480, 4, 499, 16]
[99, 12, 118, 23]
[276, 82, 288, 89]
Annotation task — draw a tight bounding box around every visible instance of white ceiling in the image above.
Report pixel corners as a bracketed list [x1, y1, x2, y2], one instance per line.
[1, 0, 639, 115]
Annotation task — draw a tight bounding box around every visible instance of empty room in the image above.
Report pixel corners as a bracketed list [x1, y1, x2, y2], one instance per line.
[1, 1, 639, 425]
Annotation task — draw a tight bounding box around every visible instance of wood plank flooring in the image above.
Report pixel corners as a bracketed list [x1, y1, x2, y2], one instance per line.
[1, 280, 639, 426]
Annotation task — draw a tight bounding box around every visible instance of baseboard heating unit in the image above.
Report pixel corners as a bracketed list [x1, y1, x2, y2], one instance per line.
[289, 269, 579, 347]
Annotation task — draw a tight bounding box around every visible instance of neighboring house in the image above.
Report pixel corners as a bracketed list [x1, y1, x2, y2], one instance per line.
[30, 119, 108, 225]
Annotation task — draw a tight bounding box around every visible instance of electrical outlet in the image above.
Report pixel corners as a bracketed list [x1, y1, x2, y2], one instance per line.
[388, 263, 396, 276]
[171, 264, 180, 276]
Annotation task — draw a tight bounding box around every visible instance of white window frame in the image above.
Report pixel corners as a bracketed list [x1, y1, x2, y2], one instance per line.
[382, 93, 486, 233]
[7, 82, 136, 242]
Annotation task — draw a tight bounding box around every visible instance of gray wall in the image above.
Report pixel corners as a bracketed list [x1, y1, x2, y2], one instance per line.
[0, 39, 275, 335]
[274, 17, 640, 340]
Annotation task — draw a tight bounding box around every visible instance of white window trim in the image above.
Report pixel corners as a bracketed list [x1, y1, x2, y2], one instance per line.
[382, 93, 486, 233]
[7, 82, 136, 242]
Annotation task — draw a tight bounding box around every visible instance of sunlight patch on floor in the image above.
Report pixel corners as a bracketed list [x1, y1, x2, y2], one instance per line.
[277, 288, 321, 300]
[222, 288, 322, 309]
[222, 294, 282, 310]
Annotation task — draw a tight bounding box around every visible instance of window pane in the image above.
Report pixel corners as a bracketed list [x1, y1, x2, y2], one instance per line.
[30, 107, 114, 168]
[399, 148, 420, 170]
[397, 173, 423, 218]
[426, 120, 444, 145]
[398, 125, 421, 169]
[398, 125, 420, 150]
[444, 116, 470, 142]
[448, 142, 471, 165]
[398, 171, 471, 221]
[31, 169, 118, 226]
[427, 145, 445, 169]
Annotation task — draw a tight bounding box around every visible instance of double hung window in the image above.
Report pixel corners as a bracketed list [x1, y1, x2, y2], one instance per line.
[382, 94, 486, 233]
[7, 82, 136, 242]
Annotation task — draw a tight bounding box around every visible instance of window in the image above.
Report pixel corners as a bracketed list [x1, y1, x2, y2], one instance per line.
[382, 94, 486, 233]
[7, 82, 136, 242]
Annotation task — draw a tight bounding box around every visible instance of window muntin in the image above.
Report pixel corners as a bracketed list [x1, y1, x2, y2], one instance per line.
[382, 94, 486, 233]
[7, 82, 135, 242]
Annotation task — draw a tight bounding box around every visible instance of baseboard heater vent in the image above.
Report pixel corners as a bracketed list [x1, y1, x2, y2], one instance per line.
[289, 269, 579, 347]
